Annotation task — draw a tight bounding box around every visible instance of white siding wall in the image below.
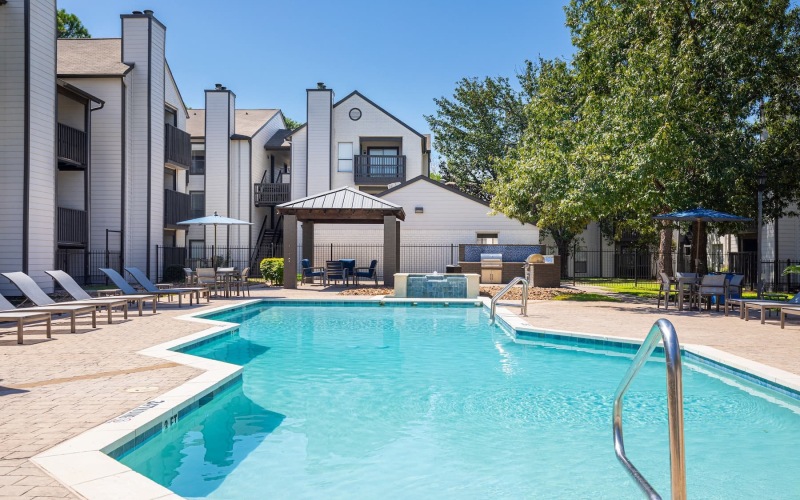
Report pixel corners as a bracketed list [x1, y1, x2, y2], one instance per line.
[331, 94, 425, 189]
[204, 90, 234, 247]
[229, 140, 250, 247]
[149, 23, 166, 272]
[57, 93, 85, 130]
[27, 0, 57, 291]
[306, 90, 332, 195]
[290, 127, 308, 199]
[0, 0, 28, 291]
[62, 78, 125, 252]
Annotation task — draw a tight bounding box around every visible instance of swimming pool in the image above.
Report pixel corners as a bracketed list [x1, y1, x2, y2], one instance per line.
[116, 301, 800, 499]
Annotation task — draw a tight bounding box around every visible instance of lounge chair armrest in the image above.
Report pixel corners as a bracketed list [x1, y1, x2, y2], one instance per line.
[354, 267, 371, 273]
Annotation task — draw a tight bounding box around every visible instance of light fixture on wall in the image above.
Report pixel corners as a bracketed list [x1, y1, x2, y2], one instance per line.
[415, 206, 424, 214]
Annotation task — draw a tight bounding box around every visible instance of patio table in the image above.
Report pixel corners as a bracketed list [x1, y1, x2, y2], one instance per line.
[676, 276, 700, 311]
[215, 269, 239, 297]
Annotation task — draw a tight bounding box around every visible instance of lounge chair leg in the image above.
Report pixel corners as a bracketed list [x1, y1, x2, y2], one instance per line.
[71, 313, 76, 333]
[178, 295, 182, 308]
[92, 311, 96, 328]
[46, 316, 51, 339]
[152, 300, 157, 314]
[781, 312, 786, 329]
[761, 308, 766, 324]
[138, 300, 143, 316]
[123, 303, 128, 320]
[17, 320, 23, 344]
[107, 306, 113, 324]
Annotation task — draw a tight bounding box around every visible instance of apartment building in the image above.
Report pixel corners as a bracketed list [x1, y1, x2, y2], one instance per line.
[0, 4, 191, 291]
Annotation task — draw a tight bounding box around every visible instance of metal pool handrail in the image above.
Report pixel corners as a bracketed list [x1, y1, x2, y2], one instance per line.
[613, 319, 686, 500]
[490, 277, 528, 320]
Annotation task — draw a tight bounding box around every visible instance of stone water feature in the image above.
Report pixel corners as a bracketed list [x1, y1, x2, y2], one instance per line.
[393, 273, 480, 299]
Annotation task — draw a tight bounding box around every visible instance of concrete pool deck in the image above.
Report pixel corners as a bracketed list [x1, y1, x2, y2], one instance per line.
[0, 284, 799, 498]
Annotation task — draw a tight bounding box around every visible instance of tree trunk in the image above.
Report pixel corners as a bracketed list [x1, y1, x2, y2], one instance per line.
[556, 239, 570, 278]
[658, 222, 673, 276]
[691, 221, 708, 273]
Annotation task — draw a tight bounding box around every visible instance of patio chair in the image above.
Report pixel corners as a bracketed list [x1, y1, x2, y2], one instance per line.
[0, 293, 52, 344]
[722, 275, 745, 316]
[324, 261, 349, 286]
[196, 267, 221, 295]
[301, 259, 324, 285]
[1, 272, 97, 332]
[45, 270, 155, 316]
[696, 274, 727, 311]
[657, 272, 677, 309]
[354, 260, 378, 286]
[183, 268, 198, 285]
[125, 267, 209, 306]
[230, 267, 251, 297]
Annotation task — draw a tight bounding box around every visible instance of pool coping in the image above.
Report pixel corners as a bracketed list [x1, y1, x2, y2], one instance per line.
[30, 297, 800, 499]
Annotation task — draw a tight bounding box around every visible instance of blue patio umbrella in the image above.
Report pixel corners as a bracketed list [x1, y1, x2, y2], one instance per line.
[653, 207, 751, 223]
[177, 211, 252, 267]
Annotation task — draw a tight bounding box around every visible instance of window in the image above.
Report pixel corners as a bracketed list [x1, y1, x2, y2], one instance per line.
[338, 142, 353, 172]
[190, 144, 205, 175]
[476, 232, 499, 244]
[190, 191, 205, 218]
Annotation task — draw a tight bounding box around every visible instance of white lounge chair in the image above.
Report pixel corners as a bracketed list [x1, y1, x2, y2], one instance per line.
[1, 272, 97, 332]
[0, 293, 52, 344]
[124, 267, 209, 307]
[46, 270, 156, 316]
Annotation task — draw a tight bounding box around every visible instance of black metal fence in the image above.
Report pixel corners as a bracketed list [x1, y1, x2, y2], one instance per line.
[155, 244, 283, 281]
[558, 248, 798, 292]
[55, 249, 123, 285]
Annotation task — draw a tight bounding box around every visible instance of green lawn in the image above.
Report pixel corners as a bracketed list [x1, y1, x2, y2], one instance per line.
[554, 293, 622, 302]
[573, 279, 759, 300]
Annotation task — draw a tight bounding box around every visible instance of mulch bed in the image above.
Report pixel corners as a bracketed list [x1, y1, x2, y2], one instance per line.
[338, 285, 581, 300]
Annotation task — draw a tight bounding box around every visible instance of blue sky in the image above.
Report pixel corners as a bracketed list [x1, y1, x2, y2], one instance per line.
[59, 0, 575, 147]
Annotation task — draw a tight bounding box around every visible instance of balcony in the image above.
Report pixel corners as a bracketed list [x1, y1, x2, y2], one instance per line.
[354, 155, 406, 185]
[164, 189, 191, 229]
[57, 123, 88, 170]
[165, 124, 191, 169]
[57, 207, 88, 246]
[254, 183, 291, 207]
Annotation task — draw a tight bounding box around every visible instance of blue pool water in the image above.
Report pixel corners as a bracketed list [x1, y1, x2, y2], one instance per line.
[118, 302, 800, 499]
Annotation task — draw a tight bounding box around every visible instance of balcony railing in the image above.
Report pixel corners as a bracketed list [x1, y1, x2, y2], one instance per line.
[165, 124, 191, 169]
[254, 182, 291, 206]
[354, 155, 406, 185]
[164, 189, 190, 228]
[57, 206, 88, 246]
[57, 123, 88, 169]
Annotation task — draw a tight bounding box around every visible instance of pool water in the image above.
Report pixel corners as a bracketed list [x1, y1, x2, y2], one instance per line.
[119, 303, 800, 499]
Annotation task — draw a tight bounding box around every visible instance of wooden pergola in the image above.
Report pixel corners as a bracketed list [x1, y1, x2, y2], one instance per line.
[276, 186, 405, 288]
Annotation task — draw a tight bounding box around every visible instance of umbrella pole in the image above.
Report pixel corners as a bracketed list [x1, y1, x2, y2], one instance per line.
[214, 224, 218, 270]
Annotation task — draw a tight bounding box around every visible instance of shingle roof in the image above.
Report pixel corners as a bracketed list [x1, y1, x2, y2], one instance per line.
[57, 38, 132, 76]
[185, 109, 280, 138]
[277, 186, 405, 222]
[264, 129, 292, 149]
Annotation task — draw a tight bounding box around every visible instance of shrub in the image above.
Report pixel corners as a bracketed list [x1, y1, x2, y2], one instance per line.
[163, 265, 185, 283]
[260, 258, 284, 285]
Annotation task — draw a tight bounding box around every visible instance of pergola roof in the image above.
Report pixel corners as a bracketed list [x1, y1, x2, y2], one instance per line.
[277, 186, 405, 223]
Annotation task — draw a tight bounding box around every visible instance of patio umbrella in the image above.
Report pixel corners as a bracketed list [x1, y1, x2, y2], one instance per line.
[177, 211, 252, 267]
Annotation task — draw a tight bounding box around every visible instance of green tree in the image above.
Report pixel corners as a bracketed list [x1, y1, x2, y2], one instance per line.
[561, 0, 800, 273]
[489, 59, 590, 272]
[425, 73, 529, 201]
[284, 116, 302, 130]
[57, 9, 90, 38]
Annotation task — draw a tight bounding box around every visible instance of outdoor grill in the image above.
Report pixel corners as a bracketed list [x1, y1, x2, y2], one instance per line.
[480, 253, 503, 284]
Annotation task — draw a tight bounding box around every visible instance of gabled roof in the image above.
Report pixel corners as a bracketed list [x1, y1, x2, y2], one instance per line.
[277, 186, 405, 223]
[379, 175, 490, 207]
[333, 90, 426, 140]
[185, 109, 281, 139]
[57, 38, 132, 77]
[264, 129, 292, 150]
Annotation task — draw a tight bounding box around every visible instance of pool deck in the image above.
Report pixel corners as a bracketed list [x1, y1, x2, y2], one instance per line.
[0, 284, 799, 499]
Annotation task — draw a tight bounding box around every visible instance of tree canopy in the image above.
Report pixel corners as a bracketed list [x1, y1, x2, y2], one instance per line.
[57, 9, 90, 38]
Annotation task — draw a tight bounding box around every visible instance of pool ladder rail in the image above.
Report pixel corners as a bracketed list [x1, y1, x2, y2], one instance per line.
[614, 319, 686, 500]
[489, 277, 528, 321]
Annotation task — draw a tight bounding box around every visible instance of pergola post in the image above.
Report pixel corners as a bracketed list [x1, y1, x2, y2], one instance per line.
[302, 222, 314, 265]
[384, 215, 398, 287]
[283, 214, 298, 289]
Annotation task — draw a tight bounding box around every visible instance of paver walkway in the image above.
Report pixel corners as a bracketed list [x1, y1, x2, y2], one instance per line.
[1, 284, 798, 499]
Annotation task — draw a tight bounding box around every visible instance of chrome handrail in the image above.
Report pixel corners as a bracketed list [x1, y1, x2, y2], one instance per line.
[613, 319, 686, 500]
[489, 277, 528, 320]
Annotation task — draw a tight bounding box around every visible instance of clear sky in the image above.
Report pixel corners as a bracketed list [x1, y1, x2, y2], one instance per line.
[59, 0, 575, 145]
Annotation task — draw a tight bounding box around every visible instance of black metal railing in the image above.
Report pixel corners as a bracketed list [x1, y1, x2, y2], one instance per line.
[155, 244, 284, 281]
[253, 183, 291, 206]
[55, 249, 123, 285]
[165, 124, 191, 168]
[57, 123, 88, 168]
[57, 206, 88, 245]
[164, 189, 190, 228]
[354, 155, 406, 185]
